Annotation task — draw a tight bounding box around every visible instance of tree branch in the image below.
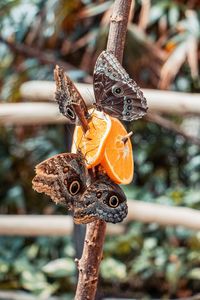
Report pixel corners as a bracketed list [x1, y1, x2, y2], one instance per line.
[107, 0, 132, 62]
[0, 36, 75, 71]
[74, 1, 132, 299]
[146, 112, 200, 146]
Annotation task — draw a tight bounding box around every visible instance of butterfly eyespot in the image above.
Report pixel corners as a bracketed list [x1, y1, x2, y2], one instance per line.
[96, 191, 102, 198]
[69, 180, 80, 195]
[63, 166, 69, 173]
[126, 112, 130, 116]
[108, 68, 111, 72]
[66, 107, 75, 120]
[126, 98, 132, 104]
[109, 195, 119, 208]
[127, 105, 132, 110]
[112, 86, 124, 97]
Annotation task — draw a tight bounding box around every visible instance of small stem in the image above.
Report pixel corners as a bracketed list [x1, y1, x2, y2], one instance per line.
[121, 131, 133, 144]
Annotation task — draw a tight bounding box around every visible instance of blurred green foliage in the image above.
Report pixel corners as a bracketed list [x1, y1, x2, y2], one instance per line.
[0, 0, 200, 299]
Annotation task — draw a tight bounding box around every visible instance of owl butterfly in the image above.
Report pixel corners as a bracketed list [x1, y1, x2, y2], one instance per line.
[73, 174, 128, 224]
[32, 153, 87, 211]
[32, 153, 128, 224]
[93, 50, 148, 121]
[54, 65, 89, 123]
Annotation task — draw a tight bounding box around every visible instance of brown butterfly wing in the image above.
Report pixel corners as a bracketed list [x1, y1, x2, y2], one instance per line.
[32, 174, 66, 205]
[54, 65, 88, 123]
[93, 51, 148, 121]
[73, 175, 128, 224]
[32, 153, 87, 210]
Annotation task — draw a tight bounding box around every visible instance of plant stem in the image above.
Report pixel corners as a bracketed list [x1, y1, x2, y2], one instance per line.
[74, 1, 132, 299]
[107, 0, 132, 62]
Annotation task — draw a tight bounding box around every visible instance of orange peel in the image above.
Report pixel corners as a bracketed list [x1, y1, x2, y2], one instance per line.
[101, 117, 134, 184]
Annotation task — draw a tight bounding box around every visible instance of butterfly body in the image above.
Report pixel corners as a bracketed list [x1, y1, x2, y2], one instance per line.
[93, 50, 148, 121]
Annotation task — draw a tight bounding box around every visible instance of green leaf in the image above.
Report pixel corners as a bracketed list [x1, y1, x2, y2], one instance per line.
[187, 268, 200, 280]
[168, 6, 179, 26]
[42, 258, 75, 278]
[100, 258, 127, 281]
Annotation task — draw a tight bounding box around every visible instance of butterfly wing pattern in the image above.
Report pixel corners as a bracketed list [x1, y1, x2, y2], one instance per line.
[32, 153, 87, 210]
[54, 65, 88, 123]
[93, 50, 148, 121]
[33, 51, 147, 224]
[74, 175, 128, 224]
[32, 154, 128, 224]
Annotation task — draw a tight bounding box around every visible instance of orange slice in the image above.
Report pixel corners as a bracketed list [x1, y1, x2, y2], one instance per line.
[101, 117, 134, 184]
[71, 109, 111, 167]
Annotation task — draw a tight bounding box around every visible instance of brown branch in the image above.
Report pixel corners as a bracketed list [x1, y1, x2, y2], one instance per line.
[107, 0, 132, 62]
[146, 112, 200, 146]
[0, 36, 75, 71]
[74, 1, 132, 299]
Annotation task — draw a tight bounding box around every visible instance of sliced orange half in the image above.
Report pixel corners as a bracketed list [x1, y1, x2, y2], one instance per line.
[71, 109, 111, 168]
[101, 117, 134, 184]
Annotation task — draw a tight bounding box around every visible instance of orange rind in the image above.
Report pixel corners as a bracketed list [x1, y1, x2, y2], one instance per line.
[101, 117, 134, 184]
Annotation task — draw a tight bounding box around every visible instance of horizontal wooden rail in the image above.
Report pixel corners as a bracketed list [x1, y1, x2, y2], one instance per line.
[0, 80, 199, 125]
[20, 80, 200, 115]
[0, 200, 200, 236]
[127, 200, 200, 230]
[0, 215, 124, 236]
[0, 102, 66, 125]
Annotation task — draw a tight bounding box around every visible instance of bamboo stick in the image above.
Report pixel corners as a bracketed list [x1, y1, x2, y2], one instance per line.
[0, 201, 200, 236]
[20, 81, 200, 115]
[0, 215, 124, 236]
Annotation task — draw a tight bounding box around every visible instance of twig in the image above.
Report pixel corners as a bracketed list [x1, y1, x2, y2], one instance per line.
[0, 36, 75, 71]
[74, 1, 132, 299]
[121, 131, 133, 144]
[146, 112, 200, 146]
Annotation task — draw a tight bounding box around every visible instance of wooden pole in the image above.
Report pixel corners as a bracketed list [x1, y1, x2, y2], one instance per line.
[19, 81, 200, 116]
[1, 202, 200, 236]
[74, 1, 132, 299]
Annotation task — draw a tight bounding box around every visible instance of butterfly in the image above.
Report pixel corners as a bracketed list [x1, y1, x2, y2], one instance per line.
[93, 50, 148, 121]
[32, 153, 128, 224]
[54, 65, 89, 124]
[55, 51, 147, 123]
[32, 152, 87, 210]
[73, 174, 128, 224]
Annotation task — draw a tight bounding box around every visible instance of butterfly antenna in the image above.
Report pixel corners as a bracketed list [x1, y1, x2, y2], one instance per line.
[64, 124, 75, 149]
[72, 127, 94, 156]
[82, 144, 99, 165]
[72, 130, 85, 154]
[85, 87, 95, 107]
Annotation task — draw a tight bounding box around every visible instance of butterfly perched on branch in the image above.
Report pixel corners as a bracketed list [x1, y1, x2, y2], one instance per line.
[54, 50, 148, 123]
[32, 153, 128, 224]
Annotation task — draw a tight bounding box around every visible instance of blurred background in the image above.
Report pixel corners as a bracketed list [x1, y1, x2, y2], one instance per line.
[0, 0, 200, 299]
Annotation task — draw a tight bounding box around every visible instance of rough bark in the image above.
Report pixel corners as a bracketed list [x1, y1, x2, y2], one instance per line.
[74, 1, 132, 299]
